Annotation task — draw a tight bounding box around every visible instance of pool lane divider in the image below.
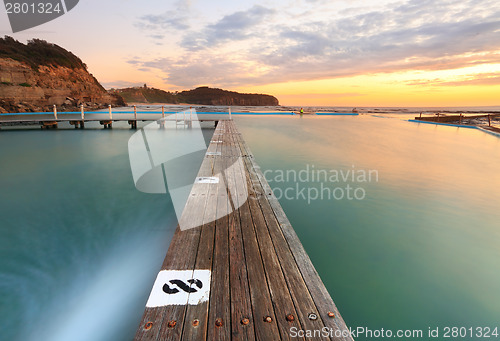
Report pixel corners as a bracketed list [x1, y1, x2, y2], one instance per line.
[1, 111, 363, 116]
[408, 119, 500, 138]
[315, 113, 359, 116]
[408, 119, 477, 129]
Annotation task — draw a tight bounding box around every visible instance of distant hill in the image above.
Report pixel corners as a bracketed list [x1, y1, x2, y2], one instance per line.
[111, 85, 179, 104]
[179, 87, 279, 106]
[0, 36, 124, 113]
[113, 86, 279, 106]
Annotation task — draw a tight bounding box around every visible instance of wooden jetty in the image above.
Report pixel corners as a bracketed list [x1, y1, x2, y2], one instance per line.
[0, 106, 229, 130]
[134, 120, 352, 341]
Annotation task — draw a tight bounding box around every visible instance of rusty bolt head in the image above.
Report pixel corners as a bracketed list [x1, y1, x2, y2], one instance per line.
[215, 318, 223, 327]
[264, 316, 272, 323]
[327, 311, 335, 318]
[192, 319, 200, 327]
[286, 314, 295, 322]
[241, 318, 250, 325]
[308, 313, 318, 321]
[144, 322, 153, 330]
[167, 320, 177, 328]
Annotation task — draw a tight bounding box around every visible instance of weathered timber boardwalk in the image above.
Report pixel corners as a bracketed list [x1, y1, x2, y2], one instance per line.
[134, 120, 352, 341]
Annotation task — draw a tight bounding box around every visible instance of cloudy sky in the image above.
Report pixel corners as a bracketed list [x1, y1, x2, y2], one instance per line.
[1, 0, 500, 106]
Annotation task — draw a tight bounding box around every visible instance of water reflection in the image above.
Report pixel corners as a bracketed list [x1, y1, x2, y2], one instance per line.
[235, 115, 500, 338]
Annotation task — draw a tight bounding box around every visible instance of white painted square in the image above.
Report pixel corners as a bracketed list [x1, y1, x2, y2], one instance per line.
[146, 270, 211, 307]
[195, 177, 219, 184]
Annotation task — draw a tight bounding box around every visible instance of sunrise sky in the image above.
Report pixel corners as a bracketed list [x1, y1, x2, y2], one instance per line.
[1, 0, 500, 106]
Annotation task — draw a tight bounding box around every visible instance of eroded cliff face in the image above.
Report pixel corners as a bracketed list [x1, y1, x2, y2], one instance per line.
[0, 58, 123, 113]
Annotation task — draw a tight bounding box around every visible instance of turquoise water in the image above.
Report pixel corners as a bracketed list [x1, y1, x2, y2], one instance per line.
[0, 122, 213, 341]
[1, 115, 499, 340]
[235, 115, 500, 339]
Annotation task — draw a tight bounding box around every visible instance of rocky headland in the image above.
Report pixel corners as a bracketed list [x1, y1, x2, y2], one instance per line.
[0, 37, 124, 113]
[112, 85, 279, 106]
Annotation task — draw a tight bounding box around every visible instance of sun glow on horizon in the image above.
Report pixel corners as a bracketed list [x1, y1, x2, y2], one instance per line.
[238, 63, 500, 107]
[6, 0, 498, 107]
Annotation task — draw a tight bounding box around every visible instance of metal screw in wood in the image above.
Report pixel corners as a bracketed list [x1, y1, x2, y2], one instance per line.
[327, 311, 335, 318]
[192, 319, 200, 327]
[264, 316, 273, 323]
[215, 318, 223, 327]
[144, 322, 153, 330]
[241, 318, 250, 325]
[308, 313, 318, 321]
[167, 320, 177, 328]
[286, 314, 295, 322]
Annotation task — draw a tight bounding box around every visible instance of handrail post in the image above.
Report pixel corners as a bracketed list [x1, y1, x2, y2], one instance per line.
[488, 114, 491, 127]
[53, 105, 57, 120]
[81, 104, 84, 120]
[190, 106, 192, 121]
[459, 113, 462, 125]
[109, 105, 112, 120]
[229, 106, 232, 120]
[162, 106, 165, 119]
[134, 105, 137, 120]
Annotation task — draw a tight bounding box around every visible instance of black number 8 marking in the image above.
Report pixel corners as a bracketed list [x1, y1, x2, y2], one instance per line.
[162, 279, 203, 294]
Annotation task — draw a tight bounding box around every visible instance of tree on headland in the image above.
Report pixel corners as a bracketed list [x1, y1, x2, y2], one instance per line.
[0, 36, 86, 71]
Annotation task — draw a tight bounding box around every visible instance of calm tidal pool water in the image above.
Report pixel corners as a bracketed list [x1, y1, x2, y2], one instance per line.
[0, 122, 212, 341]
[234, 115, 500, 339]
[0, 115, 499, 340]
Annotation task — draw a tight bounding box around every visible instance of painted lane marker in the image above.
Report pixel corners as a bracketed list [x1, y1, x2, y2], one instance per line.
[195, 177, 219, 184]
[163, 279, 203, 294]
[146, 270, 211, 307]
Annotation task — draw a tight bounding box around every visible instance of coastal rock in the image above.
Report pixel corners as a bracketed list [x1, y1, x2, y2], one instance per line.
[0, 37, 125, 113]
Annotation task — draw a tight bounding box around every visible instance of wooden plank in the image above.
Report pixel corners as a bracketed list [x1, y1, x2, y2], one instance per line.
[232, 157, 283, 338]
[180, 131, 222, 340]
[207, 122, 231, 341]
[224, 124, 304, 341]
[135, 124, 220, 341]
[134, 225, 202, 341]
[155, 143, 215, 341]
[251, 177, 327, 337]
[135, 120, 353, 341]
[240, 156, 303, 340]
[237, 132, 353, 341]
[177, 136, 218, 231]
[224, 130, 255, 341]
[231, 123, 327, 338]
